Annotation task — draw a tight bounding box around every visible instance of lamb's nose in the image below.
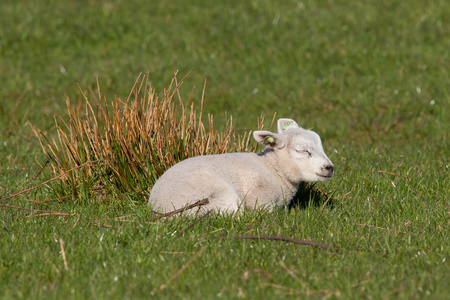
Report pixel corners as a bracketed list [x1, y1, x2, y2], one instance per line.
[325, 165, 334, 173]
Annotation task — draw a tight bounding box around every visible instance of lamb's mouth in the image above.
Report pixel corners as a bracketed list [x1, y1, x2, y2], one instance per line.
[316, 173, 333, 179]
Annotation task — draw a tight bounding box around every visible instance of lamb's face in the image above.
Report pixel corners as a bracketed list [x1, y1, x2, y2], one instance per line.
[253, 118, 334, 184]
[285, 129, 334, 183]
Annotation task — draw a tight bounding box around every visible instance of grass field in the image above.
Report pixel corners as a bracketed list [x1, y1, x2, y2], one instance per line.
[1, 0, 449, 299]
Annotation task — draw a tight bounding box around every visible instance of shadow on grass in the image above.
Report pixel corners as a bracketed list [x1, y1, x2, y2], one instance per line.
[288, 182, 334, 210]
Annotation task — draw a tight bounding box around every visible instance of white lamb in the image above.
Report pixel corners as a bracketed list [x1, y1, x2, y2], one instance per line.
[148, 118, 334, 214]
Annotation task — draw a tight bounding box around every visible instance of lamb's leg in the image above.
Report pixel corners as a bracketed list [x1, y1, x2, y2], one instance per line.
[210, 193, 241, 213]
[150, 170, 242, 214]
[162, 186, 241, 215]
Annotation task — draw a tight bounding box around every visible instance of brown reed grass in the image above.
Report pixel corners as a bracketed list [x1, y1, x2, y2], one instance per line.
[30, 72, 267, 203]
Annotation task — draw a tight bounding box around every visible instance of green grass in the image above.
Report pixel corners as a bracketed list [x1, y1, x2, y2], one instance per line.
[1, 0, 449, 299]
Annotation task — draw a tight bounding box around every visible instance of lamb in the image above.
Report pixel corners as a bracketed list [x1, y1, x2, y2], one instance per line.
[148, 118, 334, 214]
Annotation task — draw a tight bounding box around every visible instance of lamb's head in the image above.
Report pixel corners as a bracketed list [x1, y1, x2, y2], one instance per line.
[253, 118, 334, 183]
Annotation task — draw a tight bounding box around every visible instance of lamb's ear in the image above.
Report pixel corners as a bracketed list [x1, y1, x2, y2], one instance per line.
[277, 118, 300, 133]
[253, 131, 285, 149]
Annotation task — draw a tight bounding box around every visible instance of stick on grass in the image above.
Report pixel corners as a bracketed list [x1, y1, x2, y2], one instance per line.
[0, 159, 104, 202]
[59, 238, 69, 270]
[151, 198, 209, 220]
[0, 203, 78, 217]
[177, 209, 213, 237]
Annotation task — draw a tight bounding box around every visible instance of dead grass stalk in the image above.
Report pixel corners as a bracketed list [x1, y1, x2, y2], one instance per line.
[30, 72, 265, 203]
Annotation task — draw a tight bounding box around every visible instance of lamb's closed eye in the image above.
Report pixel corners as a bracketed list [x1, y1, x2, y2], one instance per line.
[295, 149, 312, 157]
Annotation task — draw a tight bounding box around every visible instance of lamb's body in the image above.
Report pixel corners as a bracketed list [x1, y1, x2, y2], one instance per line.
[149, 118, 334, 214]
[149, 151, 299, 212]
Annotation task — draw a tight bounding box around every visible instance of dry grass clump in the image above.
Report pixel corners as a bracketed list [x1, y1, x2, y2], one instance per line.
[31, 72, 266, 203]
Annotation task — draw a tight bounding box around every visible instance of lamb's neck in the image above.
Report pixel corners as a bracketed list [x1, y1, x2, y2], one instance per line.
[258, 149, 298, 199]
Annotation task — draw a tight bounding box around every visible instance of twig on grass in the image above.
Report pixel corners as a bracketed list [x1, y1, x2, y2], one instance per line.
[59, 238, 69, 270]
[222, 235, 338, 252]
[264, 282, 304, 295]
[354, 223, 408, 234]
[92, 223, 114, 228]
[177, 209, 213, 237]
[0, 204, 39, 211]
[0, 159, 104, 202]
[160, 251, 196, 255]
[378, 170, 408, 178]
[315, 187, 331, 197]
[340, 183, 356, 199]
[0, 203, 78, 217]
[385, 286, 405, 297]
[73, 216, 81, 229]
[24, 199, 49, 205]
[360, 176, 373, 184]
[28, 212, 78, 217]
[200, 228, 225, 236]
[150, 198, 209, 220]
[446, 197, 449, 217]
[112, 218, 157, 224]
[159, 247, 206, 291]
